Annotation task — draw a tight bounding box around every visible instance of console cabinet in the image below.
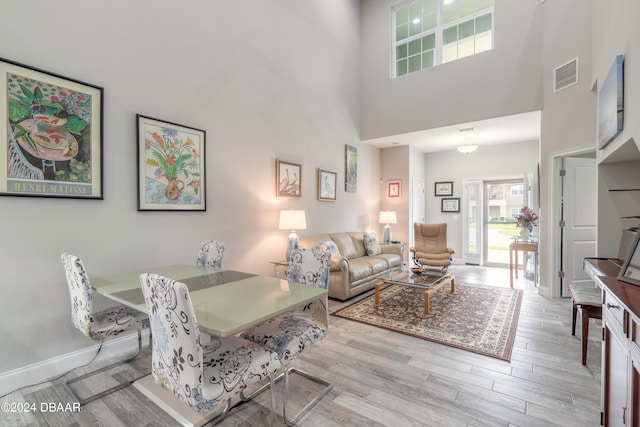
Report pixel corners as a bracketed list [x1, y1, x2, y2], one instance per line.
[598, 276, 640, 426]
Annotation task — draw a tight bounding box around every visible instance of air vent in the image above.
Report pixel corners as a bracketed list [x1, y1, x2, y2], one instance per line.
[554, 58, 578, 92]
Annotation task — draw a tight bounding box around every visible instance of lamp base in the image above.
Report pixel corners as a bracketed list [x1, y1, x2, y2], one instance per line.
[286, 231, 300, 261]
[383, 224, 392, 244]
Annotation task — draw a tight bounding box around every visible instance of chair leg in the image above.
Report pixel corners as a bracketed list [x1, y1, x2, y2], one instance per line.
[571, 302, 577, 336]
[64, 329, 146, 406]
[283, 366, 333, 426]
[203, 399, 231, 426]
[581, 307, 589, 365]
[240, 372, 282, 426]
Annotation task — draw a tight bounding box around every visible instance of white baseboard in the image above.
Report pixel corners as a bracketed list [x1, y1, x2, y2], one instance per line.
[0, 330, 150, 398]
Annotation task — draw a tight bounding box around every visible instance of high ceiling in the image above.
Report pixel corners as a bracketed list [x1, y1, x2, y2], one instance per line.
[362, 111, 541, 153]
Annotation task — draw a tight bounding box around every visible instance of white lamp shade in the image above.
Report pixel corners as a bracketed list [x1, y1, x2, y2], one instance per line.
[379, 211, 397, 224]
[279, 210, 307, 230]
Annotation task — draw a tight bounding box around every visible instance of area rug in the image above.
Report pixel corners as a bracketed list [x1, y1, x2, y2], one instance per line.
[332, 283, 523, 361]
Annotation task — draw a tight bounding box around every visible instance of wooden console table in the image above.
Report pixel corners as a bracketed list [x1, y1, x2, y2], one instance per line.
[509, 238, 538, 287]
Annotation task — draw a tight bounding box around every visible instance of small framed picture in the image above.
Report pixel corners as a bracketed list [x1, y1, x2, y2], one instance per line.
[387, 180, 401, 198]
[317, 168, 336, 201]
[276, 159, 301, 197]
[435, 181, 453, 196]
[441, 197, 460, 213]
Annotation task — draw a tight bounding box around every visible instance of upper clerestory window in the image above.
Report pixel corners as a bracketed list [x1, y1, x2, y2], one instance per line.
[393, 0, 494, 78]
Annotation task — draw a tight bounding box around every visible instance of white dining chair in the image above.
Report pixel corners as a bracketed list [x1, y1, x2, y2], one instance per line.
[139, 273, 281, 425]
[60, 253, 149, 405]
[242, 248, 333, 425]
[196, 240, 226, 268]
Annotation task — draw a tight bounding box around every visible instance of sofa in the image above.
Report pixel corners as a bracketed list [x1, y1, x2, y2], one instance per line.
[300, 232, 404, 301]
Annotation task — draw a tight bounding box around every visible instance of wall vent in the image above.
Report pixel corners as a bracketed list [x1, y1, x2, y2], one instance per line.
[554, 58, 578, 92]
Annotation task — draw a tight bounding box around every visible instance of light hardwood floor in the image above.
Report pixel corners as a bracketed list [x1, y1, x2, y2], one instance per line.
[1, 265, 602, 426]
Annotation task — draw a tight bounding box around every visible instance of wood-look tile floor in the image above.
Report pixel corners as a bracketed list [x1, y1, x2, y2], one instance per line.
[1, 265, 602, 426]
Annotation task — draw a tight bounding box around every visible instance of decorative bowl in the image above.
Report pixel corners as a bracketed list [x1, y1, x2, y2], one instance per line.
[410, 267, 423, 275]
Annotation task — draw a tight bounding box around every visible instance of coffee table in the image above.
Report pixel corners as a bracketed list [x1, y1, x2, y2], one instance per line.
[374, 268, 455, 316]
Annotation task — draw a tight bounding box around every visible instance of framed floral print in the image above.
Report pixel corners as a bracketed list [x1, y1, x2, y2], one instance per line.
[317, 168, 336, 201]
[137, 114, 206, 211]
[1, 57, 103, 199]
[276, 159, 301, 197]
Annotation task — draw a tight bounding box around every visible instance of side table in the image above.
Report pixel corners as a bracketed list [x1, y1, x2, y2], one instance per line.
[270, 260, 289, 279]
[509, 238, 538, 287]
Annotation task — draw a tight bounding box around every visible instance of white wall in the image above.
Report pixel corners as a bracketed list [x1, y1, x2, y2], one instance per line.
[424, 141, 539, 261]
[592, 0, 640, 258]
[537, 0, 595, 298]
[360, 0, 543, 140]
[0, 0, 371, 386]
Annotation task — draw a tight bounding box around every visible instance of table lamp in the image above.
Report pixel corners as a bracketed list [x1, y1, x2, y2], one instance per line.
[279, 209, 307, 260]
[379, 211, 397, 244]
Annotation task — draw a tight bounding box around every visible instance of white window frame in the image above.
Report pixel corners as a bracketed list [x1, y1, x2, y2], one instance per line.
[391, 0, 494, 78]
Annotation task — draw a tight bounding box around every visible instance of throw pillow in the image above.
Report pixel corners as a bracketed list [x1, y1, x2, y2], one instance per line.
[319, 240, 341, 256]
[363, 232, 381, 256]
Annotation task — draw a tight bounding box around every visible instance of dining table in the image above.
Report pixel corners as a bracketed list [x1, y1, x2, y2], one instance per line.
[90, 263, 328, 427]
[90, 264, 327, 337]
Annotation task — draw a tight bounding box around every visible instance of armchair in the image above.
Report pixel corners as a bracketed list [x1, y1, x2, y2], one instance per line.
[410, 222, 455, 274]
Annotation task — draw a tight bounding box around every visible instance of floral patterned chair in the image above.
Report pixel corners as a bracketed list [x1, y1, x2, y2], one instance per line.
[196, 240, 226, 269]
[242, 248, 333, 425]
[60, 253, 149, 405]
[139, 273, 281, 425]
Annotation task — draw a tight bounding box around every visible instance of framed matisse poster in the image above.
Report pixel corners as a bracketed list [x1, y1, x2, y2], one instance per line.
[1, 57, 103, 199]
[137, 114, 206, 211]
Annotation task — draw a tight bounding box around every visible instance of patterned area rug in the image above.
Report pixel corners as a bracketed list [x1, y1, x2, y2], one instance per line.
[332, 283, 523, 361]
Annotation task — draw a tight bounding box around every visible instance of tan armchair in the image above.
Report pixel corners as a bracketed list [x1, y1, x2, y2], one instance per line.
[410, 222, 455, 273]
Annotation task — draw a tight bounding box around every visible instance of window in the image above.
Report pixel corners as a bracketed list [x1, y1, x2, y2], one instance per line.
[510, 184, 524, 196]
[392, 0, 493, 77]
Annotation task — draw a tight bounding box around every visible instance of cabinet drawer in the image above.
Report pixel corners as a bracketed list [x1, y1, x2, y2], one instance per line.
[604, 289, 627, 334]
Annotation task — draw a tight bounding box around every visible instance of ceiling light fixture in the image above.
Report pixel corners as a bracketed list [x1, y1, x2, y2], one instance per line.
[412, 18, 421, 24]
[457, 144, 479, 154]
[443, 0, 454, 5]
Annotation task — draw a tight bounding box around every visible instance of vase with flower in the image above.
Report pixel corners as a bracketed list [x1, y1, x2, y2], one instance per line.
[516, 206, 539, 238]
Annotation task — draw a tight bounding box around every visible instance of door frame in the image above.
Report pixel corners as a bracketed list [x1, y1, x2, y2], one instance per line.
[550, 147, 597, 298]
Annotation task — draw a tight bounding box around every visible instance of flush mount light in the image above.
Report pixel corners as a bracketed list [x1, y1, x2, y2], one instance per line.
[443, 0, 454, 5]
[457, 144, 479, 154]
[412, 18, 421, 24]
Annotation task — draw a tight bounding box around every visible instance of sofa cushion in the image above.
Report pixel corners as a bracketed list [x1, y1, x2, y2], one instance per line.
[348, 233, 367, 258]
[363, 232, 382, 256]
[330, 233, 358, 259]
[366, 256, 389, 274]
[346, 258, 373, 282]
[376, 253, 402, 269]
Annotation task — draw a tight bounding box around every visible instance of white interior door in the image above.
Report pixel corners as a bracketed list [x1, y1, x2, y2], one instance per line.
[562, 156, 597, 296]
[463, 179, 483, 265]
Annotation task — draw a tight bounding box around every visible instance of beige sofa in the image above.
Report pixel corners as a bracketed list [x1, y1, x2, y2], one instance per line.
[300, 232, 403, 301]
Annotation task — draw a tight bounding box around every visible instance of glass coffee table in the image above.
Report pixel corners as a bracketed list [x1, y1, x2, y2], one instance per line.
[374, 268, 455, 316]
